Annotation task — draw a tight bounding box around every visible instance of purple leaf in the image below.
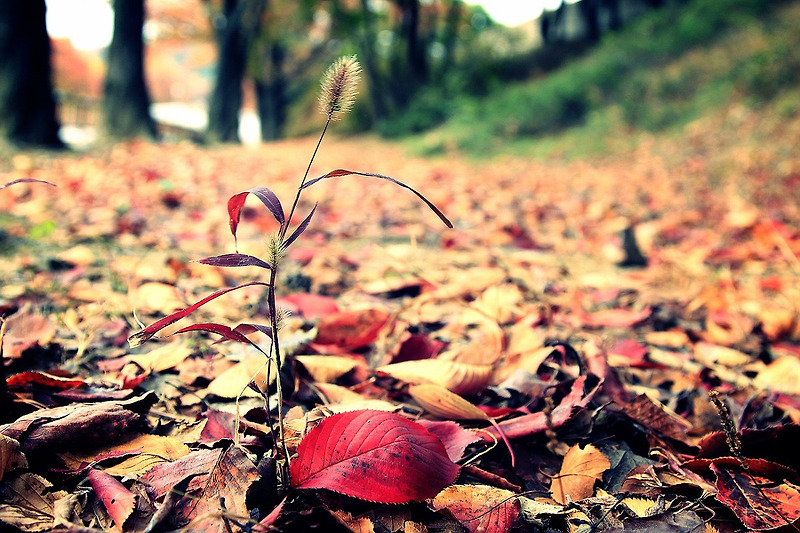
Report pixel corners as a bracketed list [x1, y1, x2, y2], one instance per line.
[1, 178, 57, 190]
[233, 323, 273, 337]
[301, 169, 452, 228]
[196, 253, 273, 270]
[227, 187, 286, 248]
[173, 323, 254, 344]
[127, 281, 271, 348]
[283, 203, 317, 249]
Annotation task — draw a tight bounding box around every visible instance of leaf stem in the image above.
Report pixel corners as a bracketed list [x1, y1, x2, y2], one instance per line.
[283, 118, 330, 240]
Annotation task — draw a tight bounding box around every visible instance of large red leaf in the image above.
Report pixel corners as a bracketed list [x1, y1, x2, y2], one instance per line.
[290, 410, 459, 503]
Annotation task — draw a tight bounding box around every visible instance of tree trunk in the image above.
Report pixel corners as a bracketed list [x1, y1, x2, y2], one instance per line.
[0, 0, 63, 148]
[104, 0, 157, 140]
[255, 43, 286, 141]
[207, 0, 266, 144]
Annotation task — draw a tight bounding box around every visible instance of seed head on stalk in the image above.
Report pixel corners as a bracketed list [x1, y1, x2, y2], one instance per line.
[318, 55, 361, 121]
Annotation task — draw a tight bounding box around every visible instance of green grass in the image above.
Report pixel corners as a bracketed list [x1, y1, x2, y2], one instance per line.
[409, 0, 800, 160]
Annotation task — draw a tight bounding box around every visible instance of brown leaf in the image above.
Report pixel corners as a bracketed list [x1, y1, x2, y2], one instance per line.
[0, 392, 156, 455]
[0, 473, 68, 532]
[0, 436, 27, 482]
[551, 444, 610, 504]
[141, 445, 259, 533]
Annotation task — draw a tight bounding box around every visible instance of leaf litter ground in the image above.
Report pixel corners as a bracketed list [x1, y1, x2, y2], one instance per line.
[1, 105, 799, 532]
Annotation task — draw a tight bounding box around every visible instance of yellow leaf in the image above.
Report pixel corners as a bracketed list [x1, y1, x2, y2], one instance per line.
[59, 434, 190, 476]
[377, 359, 492, 395]
[621, 497, 657, 517]
[295, 355, 364, 383]
[206, 355, 274, 398]
[408, 384, 487, 420]
[128, 341, 193, 373]
[754, 357, 800, 395]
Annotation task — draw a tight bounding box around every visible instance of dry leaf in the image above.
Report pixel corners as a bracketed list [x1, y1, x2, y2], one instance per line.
[551, 444, 610, 504]
[377, 359, 493, 395]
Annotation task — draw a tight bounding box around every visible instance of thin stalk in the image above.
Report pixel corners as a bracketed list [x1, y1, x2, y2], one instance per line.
[266, 268, 290, 471]
[282, 118, 331, 240]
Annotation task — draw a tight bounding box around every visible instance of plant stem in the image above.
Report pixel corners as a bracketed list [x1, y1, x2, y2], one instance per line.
[283, 118, 331, 239]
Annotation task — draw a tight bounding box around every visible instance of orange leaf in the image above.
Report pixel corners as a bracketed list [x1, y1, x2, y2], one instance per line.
[551, 444, 610, 504]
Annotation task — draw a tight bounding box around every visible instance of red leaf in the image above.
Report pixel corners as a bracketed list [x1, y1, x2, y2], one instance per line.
[290, 410, 459, 503]
[228, 187, 285, 247]
[277, 293, 339, 320]
[127, 281, 271, 347]
[712, 463, 800, 530]
[314, 308, 390, 351]
[301, 169, 453, 228]
[416, 420, 480, 463]
[87, 468, 136, 527]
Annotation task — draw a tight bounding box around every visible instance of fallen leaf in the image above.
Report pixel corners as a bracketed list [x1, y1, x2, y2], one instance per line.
[551, 444, 610, 504]
[0, 436, 27, 482]
[296, 354, 366, 383]
[1, 306, 56, 359]
[0, 473, 68, 532]
[377, 359, 493, 395]
[290, 410, 459, 503]
[712, 463, 800, 530]
[314, 308, 390, 351]
[754, 357, 800, 395]
[87, 468, 136, 528]
[431, 484, 520, 533]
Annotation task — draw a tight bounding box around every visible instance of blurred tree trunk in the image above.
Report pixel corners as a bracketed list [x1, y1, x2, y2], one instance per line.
[254, 43, 286, 141]
[104, 0, 157, 140]
[0, 0, 63, 148]
[207, 0, 266, 143]
[357, 0, 388, 121]
[579, 0, 601, 42]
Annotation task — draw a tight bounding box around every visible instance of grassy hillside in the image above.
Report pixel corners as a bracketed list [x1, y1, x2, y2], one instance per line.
[411, 0, 800, 160]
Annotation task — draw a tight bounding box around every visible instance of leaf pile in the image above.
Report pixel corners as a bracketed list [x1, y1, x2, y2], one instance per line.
[0, 104, 799, 531]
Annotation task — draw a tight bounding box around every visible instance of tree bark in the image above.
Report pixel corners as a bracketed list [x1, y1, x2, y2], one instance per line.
[104, 0, 157, 140]
[206, 0, 266, 144]
[0, 0, 63, 148]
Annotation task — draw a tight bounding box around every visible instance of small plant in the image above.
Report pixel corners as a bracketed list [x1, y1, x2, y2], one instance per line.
[127, 55, 452, 485]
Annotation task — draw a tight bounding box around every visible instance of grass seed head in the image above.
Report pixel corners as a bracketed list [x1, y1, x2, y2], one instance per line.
[319, 55, 361, 120]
